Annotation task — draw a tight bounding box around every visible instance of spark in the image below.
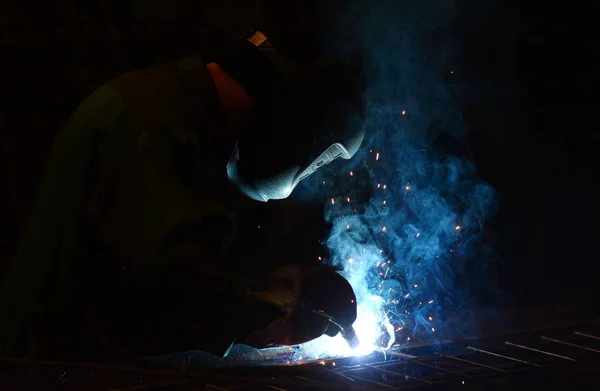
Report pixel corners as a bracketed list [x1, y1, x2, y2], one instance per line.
[346, 224, 350, 230]
[413, 284, 418, 288]
[401, 109, 406, 115]
[428, 300, 434, 304]
[455, 225, 461, 230]
[383, 200, 387, 205]
[347, 197, 351, 203]
[350, 171, 354, 176]
[383, 184, 387, 190]
[377, 183, 381, 188]
[382, 226, 387, 232]
[405, 185, 410, 191]
[416, 232, 420, 237]
[296, 296, 395, 358]
[428, 316, 433, 321]
[348, 258, 354, 264]
[431, 328, 435, 332]
[318, 256, 322, 261]
[331, 198, 335, 205]
[376, 152, 380, 161]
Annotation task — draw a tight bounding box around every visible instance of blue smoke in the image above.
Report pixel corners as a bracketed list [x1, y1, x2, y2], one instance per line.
[298, 0, 497, 347]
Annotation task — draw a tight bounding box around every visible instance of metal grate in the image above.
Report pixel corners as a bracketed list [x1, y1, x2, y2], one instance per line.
[1, 324, 599, 390]
[319, 325, 600, 390]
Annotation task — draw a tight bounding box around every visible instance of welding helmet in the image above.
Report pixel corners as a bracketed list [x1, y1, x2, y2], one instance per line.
[219, 30, 365, 202]
[286, 265, 358, 344]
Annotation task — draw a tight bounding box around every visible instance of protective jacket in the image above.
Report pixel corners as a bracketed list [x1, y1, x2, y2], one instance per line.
[0, 54, 280, 359]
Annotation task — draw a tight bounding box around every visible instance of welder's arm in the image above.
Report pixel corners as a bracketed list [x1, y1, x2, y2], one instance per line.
[88, 126, 284, 356]
[102, 229, 286, 357]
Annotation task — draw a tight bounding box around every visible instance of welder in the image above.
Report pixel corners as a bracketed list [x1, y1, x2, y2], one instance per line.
[0, 29, 364, 360]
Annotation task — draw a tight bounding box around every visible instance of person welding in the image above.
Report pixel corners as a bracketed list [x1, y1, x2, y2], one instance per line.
[0, 29, 364, 360]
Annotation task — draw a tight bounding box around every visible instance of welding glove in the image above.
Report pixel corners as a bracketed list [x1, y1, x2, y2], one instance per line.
[242, 265, 351, 348]
[241, 264, 303, 347]
[283, 265, 358, 344]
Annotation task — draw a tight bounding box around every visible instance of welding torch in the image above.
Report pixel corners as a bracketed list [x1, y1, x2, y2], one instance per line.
[340, 325, 360, 349]
[313, 309, 361, 349]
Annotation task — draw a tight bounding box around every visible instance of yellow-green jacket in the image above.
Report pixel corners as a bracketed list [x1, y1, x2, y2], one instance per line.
[0, 54, 275, 358]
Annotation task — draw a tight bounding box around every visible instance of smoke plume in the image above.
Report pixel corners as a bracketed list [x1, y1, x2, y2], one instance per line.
[296, 0, 497, 358]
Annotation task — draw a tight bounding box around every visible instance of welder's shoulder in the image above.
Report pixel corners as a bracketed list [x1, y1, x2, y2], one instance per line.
[106, 56, 208, 131]
[65, 55, 213, 149]
[70, 63, 177, 128]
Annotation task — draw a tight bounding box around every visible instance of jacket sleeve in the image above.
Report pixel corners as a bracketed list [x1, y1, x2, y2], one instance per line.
[85, 90, 283, 356]
[96, 219, 286, 357]
[86, 58, 236, 271]
[86, 119, 284, 357]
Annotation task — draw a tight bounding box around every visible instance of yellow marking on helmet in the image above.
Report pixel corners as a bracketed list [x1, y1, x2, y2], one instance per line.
[247, 30, 268, 47]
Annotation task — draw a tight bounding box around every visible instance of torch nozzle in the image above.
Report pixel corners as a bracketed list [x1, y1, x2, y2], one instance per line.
[340, 326, 360, 349]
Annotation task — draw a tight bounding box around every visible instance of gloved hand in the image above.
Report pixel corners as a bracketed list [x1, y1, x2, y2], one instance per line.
[282, 265, 358, 345]
[241, 264, 303, 348]
[241, 264, 357, 348]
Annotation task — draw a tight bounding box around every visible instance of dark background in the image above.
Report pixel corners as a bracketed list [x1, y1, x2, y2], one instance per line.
[1, 0, 599, 334]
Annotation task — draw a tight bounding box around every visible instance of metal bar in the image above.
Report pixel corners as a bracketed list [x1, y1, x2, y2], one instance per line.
[405, 358, 472, 379]
[294, 376, 324, 385]
[504, 341, 576, 361]
[324, 369, 357, 383]
[466, 346, 542, 368]
[318, 369, 362, 390]
[344, 374, 397, 389]
[434, 352, 506, 373]
[346, 351, 471, 380]
[574, 331, 600, 341]
[335, 358, 413, 377]
[369, 359, 414, 372]
[267, 385, 288, 391]
[385, 350, 418, 359]
[366, 364, 433, 384]
[541, 336, 600, 354]
[0, 356, 348, 390]
[127, 379, 190, 390]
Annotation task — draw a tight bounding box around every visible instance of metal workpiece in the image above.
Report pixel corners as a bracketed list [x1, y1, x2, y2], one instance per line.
[1, 323, 599, 390]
